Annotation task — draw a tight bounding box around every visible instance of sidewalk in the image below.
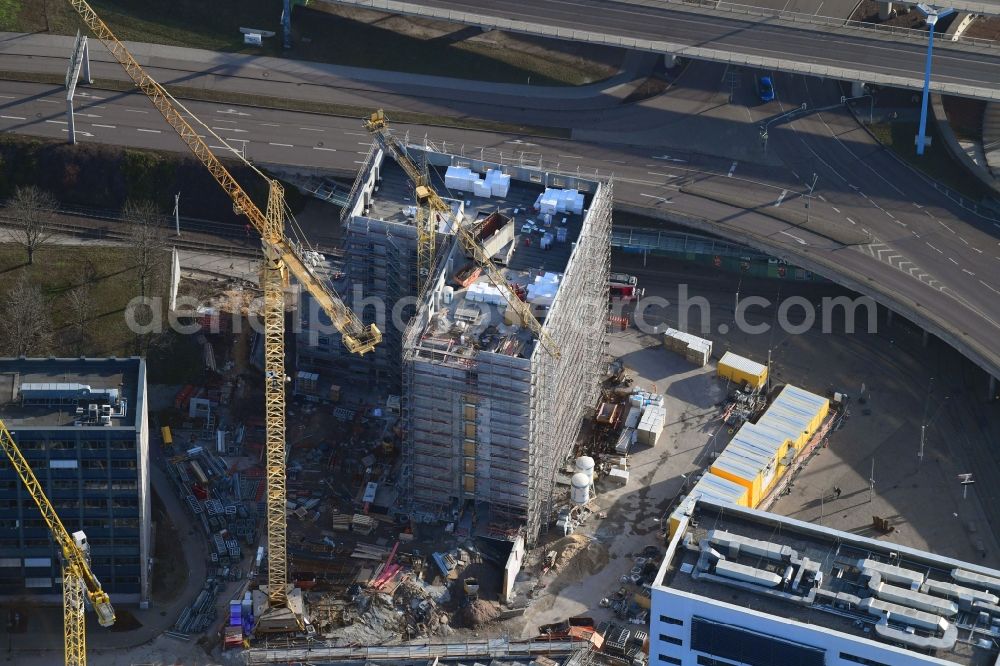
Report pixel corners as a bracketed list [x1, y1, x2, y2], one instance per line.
[0, 31, 657, 114]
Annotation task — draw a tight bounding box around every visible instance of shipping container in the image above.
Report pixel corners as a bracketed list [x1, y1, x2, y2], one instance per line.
[717, 351, 768, 390]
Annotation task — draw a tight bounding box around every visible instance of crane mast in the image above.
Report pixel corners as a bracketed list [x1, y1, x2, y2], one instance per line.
[0, 418, 115, 666]
[64, 0, 382, 614]
[366, 110, 561, 358]
[364, 110, 446, 293]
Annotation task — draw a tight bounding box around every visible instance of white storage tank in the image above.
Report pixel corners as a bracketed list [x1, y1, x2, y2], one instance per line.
[571, 472, 591, 505]
[442, 286, 455, 304]
[575, 456, 595, 485]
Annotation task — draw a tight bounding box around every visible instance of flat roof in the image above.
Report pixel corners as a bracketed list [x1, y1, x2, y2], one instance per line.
[403, 164, 594, 361]
[0, 358, 142, 430]
[656, 498, 1000, 665]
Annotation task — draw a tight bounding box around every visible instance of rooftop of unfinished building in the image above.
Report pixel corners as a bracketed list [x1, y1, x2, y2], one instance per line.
[0, 357, 141, 429]
[656, 499, 1000, 665]
[359, 151, 600, 362]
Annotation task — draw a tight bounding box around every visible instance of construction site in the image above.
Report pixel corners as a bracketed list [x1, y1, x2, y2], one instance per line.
[3, 3, 1000, 666]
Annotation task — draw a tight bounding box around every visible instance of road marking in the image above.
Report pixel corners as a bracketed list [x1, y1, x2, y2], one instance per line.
[357, 141, 371, 146]
[0, 115, 26, 120]
[937, 220, 955, 233]
[779, 230, 807, 245]
[818, 194, 827, 202]
[269, 142, 293, 147]
[774, 190, 788, 207]
[980, 280, 1000, 294]
[45, 120, 67, 125]
[0, 95, 15, 99]
[948, 257, 959, 265]
[558, 154, 582, 159]
[212, 127, 247, 133]
[846, 217, 856, 225]
[926, 242, 943, 254]
[260, 122, 281, 127]
[61, 129, 93, 137]
[76, 113, 101, 118]
[646, 172, 677, 178]
[911, 230, 920, 238]
[216, 109, 251, 116]
[959, 237, 970, 246]
[343, 130, 366, 136]
[606, 159, 627, 165]
[621, 178, 664, 187]
[92, 124, 116, 129]
[313, 147, 337, 152]
[972, 247, 983, 254]
[912, 202, 924, 209]
[125, 108, 149, 114]
[37, 99, 59, 104]
[353, 160, 365, 165]
[886, 212, 896, 219]
[727, 161, 738, 177]
[300, 127, 325, 132]
[832, 207, 840, 213]
[136, 128, 160, 133]
[651, 155, 686, 163]
[639, 193, 673, 204]
[213, 119, 238, 124]
[962, 269, 975, 276]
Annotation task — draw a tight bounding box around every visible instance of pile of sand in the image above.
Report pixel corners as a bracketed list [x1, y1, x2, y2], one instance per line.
[461, 599, 502, 627]
[551, 534, 609, 580]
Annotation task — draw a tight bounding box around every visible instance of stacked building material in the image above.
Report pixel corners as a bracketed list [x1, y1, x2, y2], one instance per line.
[485, 168, 511, 197]
[445, 166, 477, 191]
[534, 188, 584, 215]
[663, 328, 713, 367]
[636, 405, 666, 446]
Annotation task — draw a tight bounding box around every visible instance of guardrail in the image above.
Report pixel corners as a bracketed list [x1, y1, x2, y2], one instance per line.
[662, 0, 997, 48]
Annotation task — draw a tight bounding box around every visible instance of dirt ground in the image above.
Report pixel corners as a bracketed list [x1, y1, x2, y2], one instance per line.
[964, 15, 1000, 40]
[850, 0, 929, 28]
[306, 2, 622, 85]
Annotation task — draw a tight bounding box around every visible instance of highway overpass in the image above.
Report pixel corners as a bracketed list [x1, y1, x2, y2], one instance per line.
[321, 0, 1000, 101]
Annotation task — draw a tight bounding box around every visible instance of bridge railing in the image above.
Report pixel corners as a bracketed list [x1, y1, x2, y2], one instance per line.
[665, 0, 996, 48]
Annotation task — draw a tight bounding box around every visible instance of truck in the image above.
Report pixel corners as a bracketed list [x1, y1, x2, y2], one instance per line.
[609, 273, 643, 302]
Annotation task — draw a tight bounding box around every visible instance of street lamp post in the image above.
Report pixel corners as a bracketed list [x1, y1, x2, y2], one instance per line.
[914, 4, 955, 156]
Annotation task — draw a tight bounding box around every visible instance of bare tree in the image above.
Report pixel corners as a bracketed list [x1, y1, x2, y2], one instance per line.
[1, 274, 53, 357]
[66, 279, 93, 356]
[7, 186, 57, 266]
[122, 199, 167, 300]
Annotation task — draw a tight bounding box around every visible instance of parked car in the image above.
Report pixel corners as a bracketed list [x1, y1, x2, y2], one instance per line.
[758, 76, 775, 102]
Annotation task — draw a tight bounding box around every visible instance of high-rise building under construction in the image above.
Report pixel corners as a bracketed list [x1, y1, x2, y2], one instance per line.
[299, 140, 611, 540]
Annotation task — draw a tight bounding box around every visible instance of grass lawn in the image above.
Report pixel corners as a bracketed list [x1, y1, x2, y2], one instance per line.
[0, 243, 168, 358]
[868, 120, 993, 201]
[3, 0, 614, 86]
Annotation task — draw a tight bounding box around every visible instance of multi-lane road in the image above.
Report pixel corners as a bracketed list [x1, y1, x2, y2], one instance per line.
[0, 54, 997, 380]
[322, 0, 1000, 100]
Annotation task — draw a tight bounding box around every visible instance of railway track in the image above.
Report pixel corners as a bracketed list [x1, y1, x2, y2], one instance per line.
[0, 204, 345, 261]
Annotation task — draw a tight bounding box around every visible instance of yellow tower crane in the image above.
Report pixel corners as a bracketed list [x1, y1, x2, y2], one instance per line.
[0, 418, 115, 666]
[63, 0, 381, 619]
[365, 109, 561, 358]
[364, 109, 446, 294]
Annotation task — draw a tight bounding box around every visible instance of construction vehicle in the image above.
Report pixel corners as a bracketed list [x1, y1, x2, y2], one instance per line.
[364, 109, 561, 359]
[64, 0, 381, 629]
[0, 419, 115, 666]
